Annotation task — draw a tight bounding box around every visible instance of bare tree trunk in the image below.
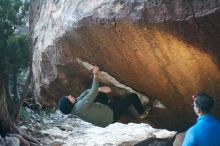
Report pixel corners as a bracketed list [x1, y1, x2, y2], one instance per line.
[3, 74, 14, 116]
[12, 73, 20, 102]
[0, 74, 12, 137]
[4, 75, 11, 98]
[14, 70, 32, 120]
[11, 73, 21, 121]
[0, 72, 39, 145]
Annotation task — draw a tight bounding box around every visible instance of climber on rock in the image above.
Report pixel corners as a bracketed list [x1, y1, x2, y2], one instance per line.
[58, 66, 148, 127]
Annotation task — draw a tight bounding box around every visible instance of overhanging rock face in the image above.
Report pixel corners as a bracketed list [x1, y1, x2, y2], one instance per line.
[31, 0, 220, 131]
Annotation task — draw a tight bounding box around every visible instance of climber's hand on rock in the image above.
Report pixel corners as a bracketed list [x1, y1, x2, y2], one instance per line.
[93, 66, 99, 76]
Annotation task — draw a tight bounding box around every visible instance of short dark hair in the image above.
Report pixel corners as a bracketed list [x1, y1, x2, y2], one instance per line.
[58, 96, 74, 114]
[195, 93, 214, 113]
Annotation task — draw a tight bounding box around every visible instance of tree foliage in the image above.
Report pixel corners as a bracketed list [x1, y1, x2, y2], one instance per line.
[0, 0, 29, 74]
[3, 34, 30, 75]
[0, 0, 28, 40]
[0, 0, 30, 133]
[0, 2, 40, 144]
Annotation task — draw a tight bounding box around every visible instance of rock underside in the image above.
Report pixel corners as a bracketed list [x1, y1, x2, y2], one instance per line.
[31, 0, 220, 131]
